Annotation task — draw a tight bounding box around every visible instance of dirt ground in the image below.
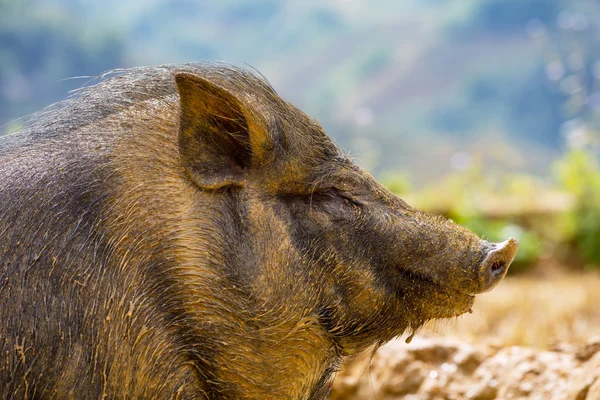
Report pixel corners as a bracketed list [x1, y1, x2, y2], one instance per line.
[329, 271, 600, 399]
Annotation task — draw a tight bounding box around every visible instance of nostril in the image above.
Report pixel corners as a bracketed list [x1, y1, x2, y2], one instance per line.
[478, 238, 518, 293]
[491, 260, 506, 275]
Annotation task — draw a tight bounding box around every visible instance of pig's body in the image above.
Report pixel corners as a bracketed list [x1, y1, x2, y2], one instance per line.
[0, 65, 517, 399]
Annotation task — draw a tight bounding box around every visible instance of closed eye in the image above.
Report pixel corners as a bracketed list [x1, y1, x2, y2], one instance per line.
[310, 188, 363, 207]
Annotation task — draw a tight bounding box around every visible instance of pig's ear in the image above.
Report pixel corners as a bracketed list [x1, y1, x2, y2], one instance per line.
[175, 72, 273, 190]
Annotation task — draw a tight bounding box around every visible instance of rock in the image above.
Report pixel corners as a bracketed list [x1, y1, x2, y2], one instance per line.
[408, 339, 458, 363]
[330, 337, 600, 400]
[576, 336, 600, 362]
[453, 344, 492, 374]
[588, 377, 600, 400]
[380, 360, 427, 395]
[568, 352, 600, 400]
[465, 380, 498, 400]
[471, 346, 577, 399]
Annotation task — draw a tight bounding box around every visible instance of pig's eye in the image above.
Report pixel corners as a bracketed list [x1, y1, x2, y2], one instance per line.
[310, 188, 362, 209]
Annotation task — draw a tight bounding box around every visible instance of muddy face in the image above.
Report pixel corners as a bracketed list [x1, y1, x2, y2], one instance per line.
[175, 71, 519, 354]
[0, 65, 518, 399]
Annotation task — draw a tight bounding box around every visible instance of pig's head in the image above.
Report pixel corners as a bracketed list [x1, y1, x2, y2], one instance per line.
[175, 68, 518, 354]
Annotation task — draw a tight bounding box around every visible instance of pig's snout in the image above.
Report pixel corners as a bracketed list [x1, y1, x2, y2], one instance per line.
[478, 237, 519, 293]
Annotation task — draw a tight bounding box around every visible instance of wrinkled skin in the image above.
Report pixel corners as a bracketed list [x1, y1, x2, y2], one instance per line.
[0, 64, 517, 399]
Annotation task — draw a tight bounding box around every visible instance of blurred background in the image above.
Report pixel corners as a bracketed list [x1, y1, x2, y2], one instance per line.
[2, 0, 600, 350]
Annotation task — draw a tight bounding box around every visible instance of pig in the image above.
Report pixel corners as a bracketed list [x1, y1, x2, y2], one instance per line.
[0, 64, 518, 399]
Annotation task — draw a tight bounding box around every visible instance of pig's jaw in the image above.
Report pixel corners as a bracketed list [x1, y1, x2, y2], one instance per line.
[394, 269, 477, 326]
[331, 274, 476, 357]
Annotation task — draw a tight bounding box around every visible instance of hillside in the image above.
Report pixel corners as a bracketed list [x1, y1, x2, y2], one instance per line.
[2, 0, 599, 182]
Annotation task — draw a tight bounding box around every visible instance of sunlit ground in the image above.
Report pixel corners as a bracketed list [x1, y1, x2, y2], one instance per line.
[418, 269, 600, 349]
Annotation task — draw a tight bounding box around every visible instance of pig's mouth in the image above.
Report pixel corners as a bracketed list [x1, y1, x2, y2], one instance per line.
[398, 269, 475, 319]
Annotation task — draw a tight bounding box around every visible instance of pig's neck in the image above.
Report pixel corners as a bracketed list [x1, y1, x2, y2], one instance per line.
[209, 313, 339, 399]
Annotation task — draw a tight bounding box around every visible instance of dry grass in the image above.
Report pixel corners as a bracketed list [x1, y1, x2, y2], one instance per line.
[418, 270, 600, 349]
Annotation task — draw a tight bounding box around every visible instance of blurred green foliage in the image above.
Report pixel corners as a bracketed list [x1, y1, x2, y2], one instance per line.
[409, 167, 545, 273]
[380, 173, 412, 196]
[452, 214, 543, 273]
[385, 150, 600, 273]
[554, 150, 600, 266]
